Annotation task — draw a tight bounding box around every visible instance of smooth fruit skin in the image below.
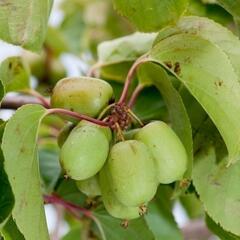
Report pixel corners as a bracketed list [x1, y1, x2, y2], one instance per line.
[51, 77, 113, 117]
[78, 120, 112, 142]
[99, 165, 140, 220]
[135, 121, 188, 184]
[76, 175, 101, 197]
[108, 140, 158, 207]
[60, 125, 109, 180]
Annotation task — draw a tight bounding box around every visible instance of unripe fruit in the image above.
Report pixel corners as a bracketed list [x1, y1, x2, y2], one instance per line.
[78, 120, 112, 142]
[76, 175, 101, 197]
[135, 121, 188, 184]
[51, 77, 113, 117]
[108, 140, 158, 207]
[99, 165, 140, 220]
[60, 125, 109, 180]
[57, 123, 75, 148]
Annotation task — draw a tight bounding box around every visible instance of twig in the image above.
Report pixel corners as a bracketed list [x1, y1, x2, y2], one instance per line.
[44, 194, 92, 218]
[87, 62, 103, 77]
[118, 55, 148, 104]
[47, 108, 109, 127]
[1, 95, 45, 109]
[127, 84, 145, 108]
[44, 194, 106, 240]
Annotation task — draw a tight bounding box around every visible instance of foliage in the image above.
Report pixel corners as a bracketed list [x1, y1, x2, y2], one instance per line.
[0, 0, 240, 239]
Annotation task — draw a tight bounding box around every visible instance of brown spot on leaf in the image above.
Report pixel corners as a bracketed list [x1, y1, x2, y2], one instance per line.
[174, 62, 181, 75]
[164, 61, 173, 69]
[214, 80, 223, 87]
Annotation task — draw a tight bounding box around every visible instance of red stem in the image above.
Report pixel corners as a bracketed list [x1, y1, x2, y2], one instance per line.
[47, 108, 110, 127]
[127, 84, 145, 108]
[44, 194, 92, 218]
[118, 56, 148, 104]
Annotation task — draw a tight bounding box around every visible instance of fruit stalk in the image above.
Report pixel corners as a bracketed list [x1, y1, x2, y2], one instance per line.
[127, 84, 145, 108]
[43, 194, 92, 218]
[44, 194, 106, 240]
[47, 108, 109, 127]
[118, 55, 148, 104]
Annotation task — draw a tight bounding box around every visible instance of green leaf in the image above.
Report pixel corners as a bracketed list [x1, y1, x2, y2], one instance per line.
[39, 149, 61, 192]
[1, 217, 25, 240]
[193, 147, 240, 235]
[133, 86, 167, 123]
[98, 32, 156, 82]
[186, 1, 232, 26]
[0, 80, 4, 102]
[45, 27, 69, 57]
[145, 186, 183, 240]
[112, 0, 189, 32]
[0, 122, 14, 228]
[0, 151, 14, 228]
[149, 26, 240, 164]
[56, 179, 86, 206]
[60, 11, 86, 54]
[94, 208, 154, 240]
[2, 104, 49, 240]
[98, 32, 156, 65]
[61, 227, 81, 240]
[206, 215, 240, 240]
[0, 57, 30, 93]
[216, 0, 240, 20]
[137, 63, 193, 178]
[0, 0, 52, 51]
[158, 16, 240, 81]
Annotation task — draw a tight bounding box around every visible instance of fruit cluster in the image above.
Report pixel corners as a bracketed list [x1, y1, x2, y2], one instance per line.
[51, 76, 188, 222]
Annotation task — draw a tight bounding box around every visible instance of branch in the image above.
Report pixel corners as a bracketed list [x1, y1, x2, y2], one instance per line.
[118, 55, 148, 104]
[1, 95, 46, 109]
[44, 194, 92, 219]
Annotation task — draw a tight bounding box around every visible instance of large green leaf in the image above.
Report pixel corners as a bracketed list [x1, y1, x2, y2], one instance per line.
[61, 227, 81, 240]
[94, 208, 154, 240]
[145, 186, 183, 240]
[217, 0, 240, 19]
[0, 122, 14, 228]
[112, 0, 189, 32]
[154, 16, 240, 81]
[1, 217, 25, 240]
[186, 0, 232, 26]
[0, 151, 14, 228]
[206, 215, 240, 240]
[98, 32, 156, 65]
[39, 149, 61, 192]
[0, 57, 30, 93]
[193, 147, 240, 235]
[98, 32, 156, 82]
[148, 29, 240, 164]
[133, 86, 167, 123]
[0, 80, 5, 103]
[2, 105, 49, 240]
[0, 0, 52, 51]
[137, 63, 193, 178]
[56, 179, 86, 206]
